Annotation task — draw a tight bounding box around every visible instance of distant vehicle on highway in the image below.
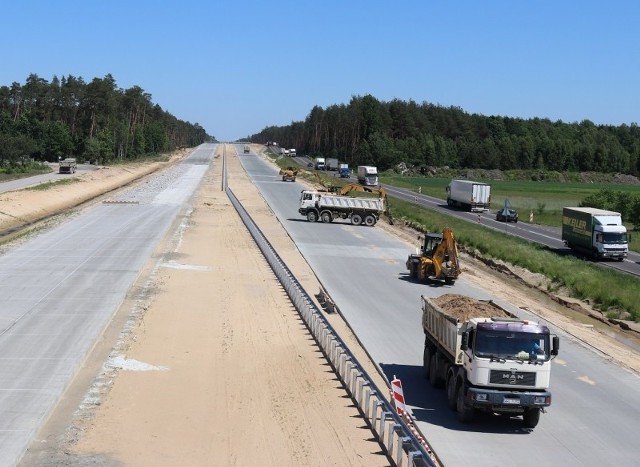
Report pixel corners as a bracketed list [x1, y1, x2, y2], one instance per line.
[496, 207, 518, 222]
[58, 158, 77, 174]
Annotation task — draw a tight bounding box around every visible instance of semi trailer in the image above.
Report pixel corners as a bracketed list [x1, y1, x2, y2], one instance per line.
[446, 180, 491, 212]
[326, 158, 339, 171]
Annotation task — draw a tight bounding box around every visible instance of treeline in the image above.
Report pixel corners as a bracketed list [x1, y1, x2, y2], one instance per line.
[0, 73, 211, 164]
[250, 95, 640, 176]
[581, 189, 640, 229]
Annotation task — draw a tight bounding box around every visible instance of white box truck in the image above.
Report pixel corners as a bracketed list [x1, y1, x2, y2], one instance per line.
[357, 166, 378, 186]
[326, 158, 339, 171]
[561, 207, 628, 260]
[314, 157, 326, 170]
[446, 180, 491, 212]
[422, 294, 559, 428]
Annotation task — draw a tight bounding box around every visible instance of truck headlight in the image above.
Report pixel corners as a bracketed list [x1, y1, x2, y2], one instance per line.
[534, 396, 549, 404]
[473, 393, 488, 401]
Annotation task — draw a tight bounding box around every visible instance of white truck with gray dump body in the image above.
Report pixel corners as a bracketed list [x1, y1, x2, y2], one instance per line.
[422, 294, 559, 428]
[298, 190, 385, 226]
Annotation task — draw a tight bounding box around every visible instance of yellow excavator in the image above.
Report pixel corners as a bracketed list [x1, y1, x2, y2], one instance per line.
[334, 183, 394, 225]
[279, 166, 298, 182]
[406, 227, 460, 284]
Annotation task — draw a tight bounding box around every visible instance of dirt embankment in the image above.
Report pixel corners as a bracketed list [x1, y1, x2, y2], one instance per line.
[20, 146, 391, 466]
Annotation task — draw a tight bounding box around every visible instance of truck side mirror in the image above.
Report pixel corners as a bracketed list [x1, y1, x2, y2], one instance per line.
[461, 331, 469, 351]
[551, 335, 559, 356]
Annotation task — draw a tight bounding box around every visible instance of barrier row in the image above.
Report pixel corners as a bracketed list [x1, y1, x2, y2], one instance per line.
[226, 183, 436, 467]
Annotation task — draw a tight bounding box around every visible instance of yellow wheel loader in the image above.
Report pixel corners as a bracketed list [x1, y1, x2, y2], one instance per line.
[279, 167, 298, 182]
[406, 227, 460, 284]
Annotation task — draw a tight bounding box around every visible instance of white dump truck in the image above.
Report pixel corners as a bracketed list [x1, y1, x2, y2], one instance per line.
[422, 294, 559, 428]
[298, 190, 385, 226]
[561, 207, 628, 260]
[446, 179, 491, 212]
[58, 158, 77, 174]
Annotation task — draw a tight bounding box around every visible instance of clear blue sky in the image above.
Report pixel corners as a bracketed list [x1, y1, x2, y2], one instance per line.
[2, 1, 639, 141]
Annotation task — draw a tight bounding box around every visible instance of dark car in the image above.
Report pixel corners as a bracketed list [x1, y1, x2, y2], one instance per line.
[496, 208, 518, 223]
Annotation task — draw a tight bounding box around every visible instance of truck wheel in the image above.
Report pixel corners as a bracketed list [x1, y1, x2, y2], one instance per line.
[429, 353, 443, 388]
[364, 215, 376, 226]
[456, 385, 474, 423]
[444, 277, 455, 285]
[321, 211, 332, 223]
[351, 214, 363, 226]
[409, 262, 418, 279]
[423, 344, 432, 379]
[523, 408, 540, 428]
[446, 373, 457, 410]
[307, 211, 318, 223]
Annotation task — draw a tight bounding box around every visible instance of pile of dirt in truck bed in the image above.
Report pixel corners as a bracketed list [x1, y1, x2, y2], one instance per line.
[433, 294, 513, 321]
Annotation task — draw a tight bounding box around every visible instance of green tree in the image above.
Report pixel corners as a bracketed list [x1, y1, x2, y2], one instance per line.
[42, 120, 73, 161]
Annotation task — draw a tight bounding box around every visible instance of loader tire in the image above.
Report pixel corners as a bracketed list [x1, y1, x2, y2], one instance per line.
[409, 262, 418, 279]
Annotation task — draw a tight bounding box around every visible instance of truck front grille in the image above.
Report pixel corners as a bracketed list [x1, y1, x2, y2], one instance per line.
[489, 370, 536, 386]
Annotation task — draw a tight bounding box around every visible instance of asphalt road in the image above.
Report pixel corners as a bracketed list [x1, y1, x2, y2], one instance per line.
[238, 145, 640, 467]
[380, 184, 640, 278]
[292, 158, 640, 277]
[0, 145, 216, 466]
[0, 164, 100, 193]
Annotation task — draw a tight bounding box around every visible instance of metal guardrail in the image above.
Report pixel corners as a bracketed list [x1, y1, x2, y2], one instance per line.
[222, 147, 435, 465]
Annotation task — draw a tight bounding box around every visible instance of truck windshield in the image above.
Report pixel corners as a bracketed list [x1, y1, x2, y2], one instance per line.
[602, 232, 628, 244]
[474, 330, 549, 361]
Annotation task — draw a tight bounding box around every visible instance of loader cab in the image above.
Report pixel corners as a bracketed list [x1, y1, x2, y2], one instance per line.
[421, 233, 443, 258]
